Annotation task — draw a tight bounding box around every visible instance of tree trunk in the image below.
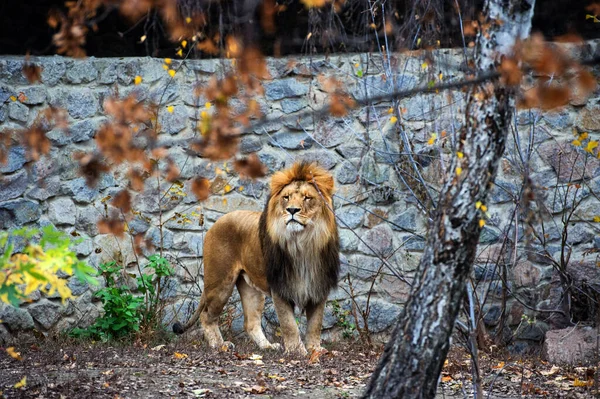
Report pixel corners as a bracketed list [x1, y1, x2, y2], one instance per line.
[363, 1, 536, 398]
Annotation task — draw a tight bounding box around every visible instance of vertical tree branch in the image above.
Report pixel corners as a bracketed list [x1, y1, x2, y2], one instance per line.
[363, 1, 536, 398]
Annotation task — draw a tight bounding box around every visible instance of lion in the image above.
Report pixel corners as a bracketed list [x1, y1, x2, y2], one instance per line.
[173, 161, 340, 355]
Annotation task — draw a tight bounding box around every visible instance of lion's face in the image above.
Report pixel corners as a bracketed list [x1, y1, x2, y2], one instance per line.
[276, 181, 323, 233]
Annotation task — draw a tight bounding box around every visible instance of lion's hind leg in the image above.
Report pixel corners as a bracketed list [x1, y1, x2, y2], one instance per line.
[237, 275, 281, 350]
[200, 274, 237, 350]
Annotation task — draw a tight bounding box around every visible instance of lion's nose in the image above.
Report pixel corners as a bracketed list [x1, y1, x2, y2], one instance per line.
[286, 207, 300, 215]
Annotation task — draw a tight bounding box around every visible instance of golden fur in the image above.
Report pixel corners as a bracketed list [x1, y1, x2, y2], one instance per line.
[174, 162, 340, 355]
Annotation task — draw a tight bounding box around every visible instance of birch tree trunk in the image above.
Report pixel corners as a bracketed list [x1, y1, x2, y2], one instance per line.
[363, 0, 536, 398]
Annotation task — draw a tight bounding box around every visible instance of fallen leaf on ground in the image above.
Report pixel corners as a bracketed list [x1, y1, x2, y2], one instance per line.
[174, 352, 188, 359]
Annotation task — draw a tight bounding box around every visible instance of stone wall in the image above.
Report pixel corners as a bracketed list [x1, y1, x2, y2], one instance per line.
[1, 42, 599, 348]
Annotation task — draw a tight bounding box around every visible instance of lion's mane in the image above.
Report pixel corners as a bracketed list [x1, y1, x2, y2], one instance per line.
[258, 162, 340, 308]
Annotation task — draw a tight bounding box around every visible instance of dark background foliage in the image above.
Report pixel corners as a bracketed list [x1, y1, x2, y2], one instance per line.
[0, 0, 598, 57]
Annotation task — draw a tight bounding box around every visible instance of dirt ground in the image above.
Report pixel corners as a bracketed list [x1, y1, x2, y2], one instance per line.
[0, 335, 598, 398]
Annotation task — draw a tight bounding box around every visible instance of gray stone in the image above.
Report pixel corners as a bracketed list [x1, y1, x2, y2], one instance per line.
[0, 304, 35, 331]
[0, 199, 41, 228]
[117, 61, 141, 84]
[479, 226, 500, 244]
[27, 175, 61, 201]
[390, 207, 417, 232]
[73, 235, 93, 256]
[474, 263, 501, 281]
[0, 85, 14, 104]
[312, 119, 352, 148]
[67, 89, 98, 119]
[516, 109, 542, 125]
[48, 197, 76, 225]
[252, 117, 282, 134]
[281, 98, 308, 113]
[258, 152, 285, 174]
[400, 235, 425, 251]
[339, 229, 359, 252]
[237, 179, 266, 199]
[542, 184, 589, 214]
[283, 113, 316, 131]
[70, 119, 99, 143]
[360, 156, 389, 184]
[159, 278, 180, 299]
[352, 74, 417, 102]
[67, 277, 89, 296]
[151, 80, 180, 105]
[402, 94, 442, 121]
[490, 181, 518, 203]
[516, 321, 549, 341]
[336, 161, 358, 184]
[0, 169, 29, 201]
[373, 140, 402, 164]
[544, 326, 599, 365]
[66, 178, 99, 203]
[345, 255, 386, 280]
[21, 87, 47, 105]
[336, 143, 366, 159]
[240, 135, 263, 154]
[269, 131, 313, 150]
[128, 217, 150, 234]
[186, 233, 204, 256]
[145, 227, 174, 249]
[0, 59, 28, 84]
[27, 299, 63, 329]
[40, 57, 67, 86]
[543, 110, 572, 130]
[358, 225, 394, 257]
[66, 61, 98, 83]
[46, 128, 71, 146]
[140, 59, 164, 83]
[158, 104, 188, 134]
[8, 101, 29, 122]
[538, 140, 600, 183]
[354, 297, 401, 333]
[265, 78, 308, 100]
[294, 150, 337, 170]
[337, 206, 365, 229]
[483, 305, 502, 326]
[98, 62, 118, 84]
[577, 104, 600, 131]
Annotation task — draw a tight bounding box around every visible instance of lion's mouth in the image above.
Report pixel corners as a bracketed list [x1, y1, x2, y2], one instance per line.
[286, 218, 305, 226]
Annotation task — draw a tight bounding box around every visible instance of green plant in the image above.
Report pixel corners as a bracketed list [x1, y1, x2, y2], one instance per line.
[71, 255, 174, 341]
[0, 225, 97, 305]
[330, 299, 356, 339]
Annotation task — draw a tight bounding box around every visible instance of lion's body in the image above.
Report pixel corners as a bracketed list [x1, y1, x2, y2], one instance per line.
[176, 162, 340, 354]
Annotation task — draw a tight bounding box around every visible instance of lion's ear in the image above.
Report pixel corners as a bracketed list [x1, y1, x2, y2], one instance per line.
[270, 170, 290, 196]
[313, 173, 334, 199]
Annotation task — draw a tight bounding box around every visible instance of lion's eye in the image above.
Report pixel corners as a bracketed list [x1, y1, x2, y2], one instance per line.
[283, 195, 289, 201]
[304, 196, 312, 201]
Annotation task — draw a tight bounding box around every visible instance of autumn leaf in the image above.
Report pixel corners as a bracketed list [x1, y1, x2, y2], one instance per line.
[585, 140, 598, 154]
[191, 177, 210, 200]
[427, 133, 437, 145]
[168, 69, 176, 78]
[111, 190, 132, 213]
[573, 378, 593, 387]
[456, 167, 463, 176]
[167, 105, 174, 113]
[22, 62, 42, 83]
[242, 385, 267, 394]
[134, 75, 142, 85]
[593, 216, 600, 223]
[479, 219, 486, 228]
[390, 116, 398, 124]
[173, 352, 188, 359]
[441, 375, 453, 382]
[234, 154, 266, 179]
[6, 347, 22, 361]
[98, 217, 126, 238]
[14, 376, 26, 389]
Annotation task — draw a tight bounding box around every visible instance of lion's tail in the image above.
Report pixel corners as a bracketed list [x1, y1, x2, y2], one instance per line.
[172, 294, 206, 334]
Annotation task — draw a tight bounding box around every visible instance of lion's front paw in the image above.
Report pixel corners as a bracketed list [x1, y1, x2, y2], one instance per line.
[267, 342, 282, 351]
